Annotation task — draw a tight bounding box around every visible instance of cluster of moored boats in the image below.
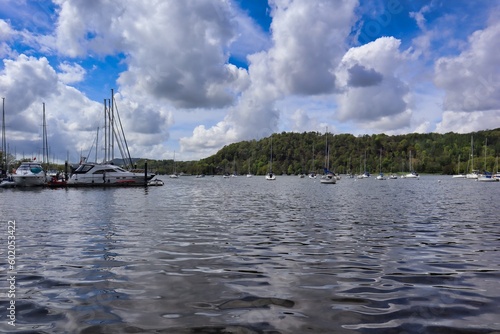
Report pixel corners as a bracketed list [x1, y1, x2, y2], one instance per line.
[0, 161, 163, 188]
[452, 170, 500, 182]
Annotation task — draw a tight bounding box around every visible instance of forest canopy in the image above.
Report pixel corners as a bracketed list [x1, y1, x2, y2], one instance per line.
[136, 128, 500, 176]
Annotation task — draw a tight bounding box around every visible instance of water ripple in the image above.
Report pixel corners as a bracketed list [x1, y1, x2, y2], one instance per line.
[1, 176, 499, 333]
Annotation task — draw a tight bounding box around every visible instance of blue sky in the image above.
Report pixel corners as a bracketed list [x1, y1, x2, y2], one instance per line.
[0, 0, 499, 162]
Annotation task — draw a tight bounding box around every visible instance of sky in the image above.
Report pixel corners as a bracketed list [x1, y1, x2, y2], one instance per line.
[0, 0, 499, 163]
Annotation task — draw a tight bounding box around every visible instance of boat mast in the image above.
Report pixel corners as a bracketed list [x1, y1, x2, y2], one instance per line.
[270, 135, 273, 172]
[2, 97, 6, 175]
[409, 150, 412, 172]
[379, 148, 382, 174]
[95, 126, 99, 163]
[311, 142, 315, 174]
[111, 91, 134, 169]
[42, 102, 49, 169]
[470, 136, 474, 172]
[484, 138, 488, 171]
[107, 98, 112, 162]
[111, 88, 114, 161]
[104, 99, 107, 163]
[324, 127, 329, 171]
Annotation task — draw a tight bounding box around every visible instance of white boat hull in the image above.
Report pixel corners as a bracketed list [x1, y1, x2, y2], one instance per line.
[147, 179, 164, 186]
[67, 164, 154, 186]
[12, 174, 46, 187]
[0, 179, 16, 188]
[477, 177, 498, 182]
[12, 162, 47, 187]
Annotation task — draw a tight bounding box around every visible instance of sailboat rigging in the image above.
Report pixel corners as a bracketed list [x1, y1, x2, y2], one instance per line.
[320, 128, 336, 184]
[67, 89, 155, 186]
[266, 135, 276, 180]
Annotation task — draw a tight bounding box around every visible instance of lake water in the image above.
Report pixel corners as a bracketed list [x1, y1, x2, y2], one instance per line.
[1, 175, 499, 333]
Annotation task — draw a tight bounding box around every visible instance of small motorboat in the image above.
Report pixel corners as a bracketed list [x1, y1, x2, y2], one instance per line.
[47, 174, 68, 188]
[147, 178, 164, 186]
[0, 176, 16, 188]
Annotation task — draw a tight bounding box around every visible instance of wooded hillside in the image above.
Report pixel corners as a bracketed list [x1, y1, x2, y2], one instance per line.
[138, 128, 500, 176]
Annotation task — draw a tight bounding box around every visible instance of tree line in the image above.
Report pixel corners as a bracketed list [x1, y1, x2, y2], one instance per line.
[136, 128, 500, 176]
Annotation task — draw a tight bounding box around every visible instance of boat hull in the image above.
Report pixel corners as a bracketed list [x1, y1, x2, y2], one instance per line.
[320, 173, 336, 184]
[66, 163, 154, 187]
[477, 177, 498, 182]
[12, 175, 46, 187]
[67, 177, 151, 186]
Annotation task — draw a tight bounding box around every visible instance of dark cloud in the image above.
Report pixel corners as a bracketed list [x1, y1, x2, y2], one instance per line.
[347, 64, 383, 87]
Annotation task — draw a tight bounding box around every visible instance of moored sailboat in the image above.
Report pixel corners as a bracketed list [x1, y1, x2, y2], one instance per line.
[466, 136, 479, 179]
[452, 155, 466, 178]
[477, 138, 498, 182]
[404, 150, 419, 179]
[320, 129, 336, 184]
[376, 149, 385, 180]
[265, 135, 276, 180]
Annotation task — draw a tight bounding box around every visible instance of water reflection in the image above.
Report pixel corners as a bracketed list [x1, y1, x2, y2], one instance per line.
[1, 176, 499, 333]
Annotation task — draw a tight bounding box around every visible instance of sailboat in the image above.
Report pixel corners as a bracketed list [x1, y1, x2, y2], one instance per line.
[477, 138, 498, 182]
[169, 151, 179, 178]
[308, 142, 316, 178]
[404, 150, 419, 179]
[376, 149, 386, 180]
[0, 98, 15, 188]
[452, 155, 466, 178]
[231, 156, 238, 177]
[494, 157, 500, 179]
[265, 135, 276, 180]
[466, 136, 479, 179]
[246, 158, 253, 177]
[320, 129, 336, 184]
[357, 150, 370, 178]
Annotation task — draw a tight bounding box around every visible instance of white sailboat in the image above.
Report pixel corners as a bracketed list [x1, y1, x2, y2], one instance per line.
[231, 156, 238, 177]
[357, 150, 370, 179]
[265, 135, 276, 180]
[320, 129, 336, 184]
[404, 150, 419, 179]
[376, 149, 386, 180]
[452, 155, 466, 178]
[308, 143, 316, 178]
[466, 136, 479, 179]
[169, 151, 179, 178]
[477, 138, 498, 182]
[0, 97, 16, 187]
